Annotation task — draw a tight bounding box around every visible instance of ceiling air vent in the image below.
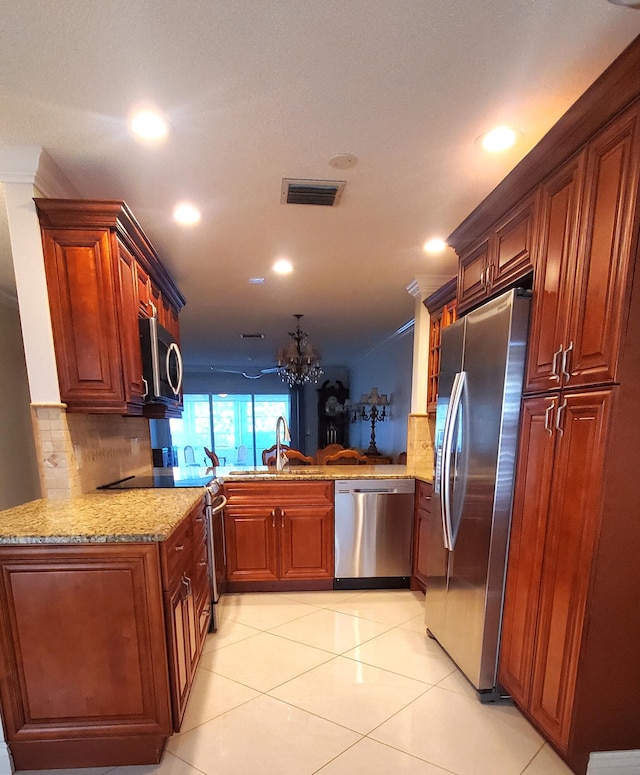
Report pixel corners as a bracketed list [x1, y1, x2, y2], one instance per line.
[281, 178, 346, 207]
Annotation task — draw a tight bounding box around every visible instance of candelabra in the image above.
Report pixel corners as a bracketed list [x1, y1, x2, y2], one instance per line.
[347, 387, 389, 456]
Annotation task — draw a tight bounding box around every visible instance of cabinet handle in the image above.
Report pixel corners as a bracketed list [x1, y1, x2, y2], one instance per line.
[555, 399, 568, 436]
[544, 400, 555, 436]
[481, 267, 487, 287]
[551, 344, 563, 381]
[486, 263, 494, 291]
[271, 509, 276, 528]
[221, 513, 227, 568]
[175, 544, 185, 553]
[198, 560, 208, 567]
[281, 508, 285, 529]
[561, 341, 573, 382]
[181, 575, 190, 600]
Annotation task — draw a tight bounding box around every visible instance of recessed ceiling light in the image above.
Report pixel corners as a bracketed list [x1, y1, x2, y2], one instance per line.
[130, 110, 169, 141]
[607, 0, 640, 7]
[173, 203, 201, 225]
[423, 238, 447, 254]
[249, 277, 265, 284]
[479, 126, 520, 153]
[273, 259, 293, 275]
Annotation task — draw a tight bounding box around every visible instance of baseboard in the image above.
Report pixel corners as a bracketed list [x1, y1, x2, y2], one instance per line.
[587, 750, 640, 774]
[0, 742, 14, 775]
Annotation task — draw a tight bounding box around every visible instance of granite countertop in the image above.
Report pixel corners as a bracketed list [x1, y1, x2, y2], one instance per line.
[0, 488, 205, 545]
[217, 464, 433, 482]
[0, 465, 433, 547]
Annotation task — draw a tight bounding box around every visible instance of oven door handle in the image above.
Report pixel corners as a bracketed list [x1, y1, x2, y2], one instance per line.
[209, 494, 227, 514]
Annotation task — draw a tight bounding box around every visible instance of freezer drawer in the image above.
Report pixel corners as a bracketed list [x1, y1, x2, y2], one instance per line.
[334, 479, 415, 584]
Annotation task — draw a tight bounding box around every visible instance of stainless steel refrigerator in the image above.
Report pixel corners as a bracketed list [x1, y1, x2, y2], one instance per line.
[425, 287, 530, 700]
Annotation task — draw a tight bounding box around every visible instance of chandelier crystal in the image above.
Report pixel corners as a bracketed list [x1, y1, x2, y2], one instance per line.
[276, 314, 324, 387]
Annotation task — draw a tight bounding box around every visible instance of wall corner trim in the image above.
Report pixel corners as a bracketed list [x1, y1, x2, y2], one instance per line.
[587, 750, 640, 774]
[0, 146, 41, 184]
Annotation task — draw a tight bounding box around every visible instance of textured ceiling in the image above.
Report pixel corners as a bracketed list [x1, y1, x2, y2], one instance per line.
[1, 1, 639, 371]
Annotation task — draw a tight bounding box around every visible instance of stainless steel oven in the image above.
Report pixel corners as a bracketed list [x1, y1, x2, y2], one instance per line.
[204, 480, 227, 632]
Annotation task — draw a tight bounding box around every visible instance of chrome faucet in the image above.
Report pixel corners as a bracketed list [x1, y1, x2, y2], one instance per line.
[275, 415, 291, 471]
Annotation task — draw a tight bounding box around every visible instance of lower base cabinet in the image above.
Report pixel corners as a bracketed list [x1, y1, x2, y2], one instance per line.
[224, 480, 334, 590]
[0, 543, 172, 770]
[499, 388, 640, 773]
[411, 480, 433, 592]
[0, 499, 209, 769]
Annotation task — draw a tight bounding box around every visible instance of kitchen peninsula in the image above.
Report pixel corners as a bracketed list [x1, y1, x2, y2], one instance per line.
[0, 465, 428, 770]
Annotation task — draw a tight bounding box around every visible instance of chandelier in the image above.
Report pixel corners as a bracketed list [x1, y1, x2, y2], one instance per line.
[276, 314, 324, 387]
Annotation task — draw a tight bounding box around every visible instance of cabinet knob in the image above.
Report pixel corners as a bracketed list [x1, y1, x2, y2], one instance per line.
[175, 544, 185, 552]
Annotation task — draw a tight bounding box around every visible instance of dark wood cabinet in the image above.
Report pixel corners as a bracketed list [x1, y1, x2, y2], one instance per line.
[457, 195, 536, 315]
[448, 41, 640, 771]
[411, 480, 433, 592]
[524, 155, 585, 395]
[500, 391, 612, 756]
[35, 199, 185, 416]
[0, 543, 172, 770]
[160, 499, 210, 731]
[424, 278, 457, 414]
[224, 481, 334, 590]
[525, 104, 640, 394]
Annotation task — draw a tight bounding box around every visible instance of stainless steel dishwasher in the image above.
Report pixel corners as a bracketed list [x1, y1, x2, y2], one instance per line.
[334, 478, 415, 589]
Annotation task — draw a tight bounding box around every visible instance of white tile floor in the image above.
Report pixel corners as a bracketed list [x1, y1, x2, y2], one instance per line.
[16, 589, 575, 775]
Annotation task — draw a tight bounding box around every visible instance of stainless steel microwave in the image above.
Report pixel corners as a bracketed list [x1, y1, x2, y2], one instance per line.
[139, 317, 183, 403]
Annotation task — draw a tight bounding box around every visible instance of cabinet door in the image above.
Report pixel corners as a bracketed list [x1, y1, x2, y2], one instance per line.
[41, 228, 126, 410]
[136, 262, 153, 317]
[566, 106, 640, 389]
[458, 238, 490, 313]
[116, 240, 145, 411]
[492, 195, 536, 292]
[524, 157, 584, 395]
[499, 396, 556, 707]
[413, 507, 431, 590]
[279, 505, 334, 580]
[224, 507, 279, 582]
[529, 390, 611, 751]
[0, 545, 171, 754]
[164, 581, 191, 731]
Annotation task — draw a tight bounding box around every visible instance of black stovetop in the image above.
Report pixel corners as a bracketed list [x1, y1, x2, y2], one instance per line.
[98, 467, 214, 490]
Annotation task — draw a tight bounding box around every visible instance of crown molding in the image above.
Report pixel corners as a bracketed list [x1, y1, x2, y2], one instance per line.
[407, 274, 455, 298]
[35, 151, 81, 198]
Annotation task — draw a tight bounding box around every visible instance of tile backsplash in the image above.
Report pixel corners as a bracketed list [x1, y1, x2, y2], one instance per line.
[406, 413, 435, 472]
[31, 404, 152, 498]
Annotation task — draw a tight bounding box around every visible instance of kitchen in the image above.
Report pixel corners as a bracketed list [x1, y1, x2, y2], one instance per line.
[1, 6, 640, 775]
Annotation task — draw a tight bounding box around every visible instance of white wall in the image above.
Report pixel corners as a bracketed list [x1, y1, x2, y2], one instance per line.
[349, 328, 414, 460]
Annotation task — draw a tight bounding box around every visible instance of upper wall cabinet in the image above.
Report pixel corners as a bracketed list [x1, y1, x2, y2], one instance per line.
[36, 199, 185, 416]
[457, 194, 537, 315]
[424, 277, 457, 414]
[525, 103, 640, 394]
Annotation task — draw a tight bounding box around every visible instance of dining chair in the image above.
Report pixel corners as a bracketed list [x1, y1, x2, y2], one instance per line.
[321, 448, 369, 465]
[184, 445, 200, 467]
[315, 444, 344, 466]
[262, 444, 290, 466]
[266, 449, 314, 467]
[204, 447, 224, 467]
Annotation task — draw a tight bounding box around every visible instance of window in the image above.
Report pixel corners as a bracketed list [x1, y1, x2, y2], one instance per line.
[169, 393, 290, 467]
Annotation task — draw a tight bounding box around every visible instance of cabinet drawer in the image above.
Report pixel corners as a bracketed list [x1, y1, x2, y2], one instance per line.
[224, 480, 333, 505]
[416, 481, 433, 511]
[191, 503, 207, 546]
[161, 516, 192, 591]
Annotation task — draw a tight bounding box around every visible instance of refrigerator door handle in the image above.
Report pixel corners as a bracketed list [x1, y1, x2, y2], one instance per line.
[440, 370, 466, 551]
